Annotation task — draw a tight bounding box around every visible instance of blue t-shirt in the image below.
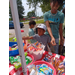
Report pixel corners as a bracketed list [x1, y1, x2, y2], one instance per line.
[29, 28, 36, 43]
[44, 10, 64, 39]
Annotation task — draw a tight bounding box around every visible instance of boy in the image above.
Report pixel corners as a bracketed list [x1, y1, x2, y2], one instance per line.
[44, 0, 64, 54]
[28, 20, 36, 43]
[22, 24, 55, 52]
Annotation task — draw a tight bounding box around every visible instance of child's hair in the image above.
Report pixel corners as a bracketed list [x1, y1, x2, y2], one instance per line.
[50, 0, 63, 5]
[29, 20, 36, 26]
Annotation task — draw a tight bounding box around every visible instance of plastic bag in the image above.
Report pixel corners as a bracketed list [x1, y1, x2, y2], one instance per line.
[9, 56, 21, 64]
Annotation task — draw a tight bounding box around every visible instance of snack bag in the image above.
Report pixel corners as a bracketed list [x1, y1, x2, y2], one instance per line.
[26, 56, 32, 61]
[27, 64, 36, 75]
[57, 61, 65, 75]
[9, 46, 11, 51]
[13, 37, 17, 41]
[55, 58, 61, 70]
[35, 43, 41, 48]
[15, 56, 21, 62]
[9, 56, 21, 64]
[11, 44, 17, 48]
[24, 52, 27, 56]
[11, 48, 17, 50]
[33, 41, 44, 49]
[36, 48, 42, 51]
[23, 40, 28, 50]
[27, 46, 36, 51]
[51, 57, 55, 66]
[50, 57, 63, 74]
[25, 56, 32, 65]
[36, 64, 53, 75]
[9, 56, 14, 64]
[13, 62, 21, 70]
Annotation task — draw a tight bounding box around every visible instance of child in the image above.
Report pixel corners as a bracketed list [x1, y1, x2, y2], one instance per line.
[28, 20, 36, 43]
[22, 24, 55, 52]
[44, 0, 64, 54]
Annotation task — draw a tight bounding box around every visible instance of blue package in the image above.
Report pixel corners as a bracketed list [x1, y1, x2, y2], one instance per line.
[44, 58, 48, 61]
[44, 70, 50, 75]
[63, 62, 65, 66]
[49, 67, 53, 75]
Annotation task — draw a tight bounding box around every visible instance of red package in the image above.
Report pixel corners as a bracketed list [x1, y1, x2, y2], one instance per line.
[9, 46, 11, 51]
[28, 46, 36, 51]
[36, 48, 42, 51]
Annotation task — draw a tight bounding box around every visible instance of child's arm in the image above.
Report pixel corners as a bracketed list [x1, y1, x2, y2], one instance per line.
[22, 36, 33, 40]
[59, 23, 64, 46]
[45, 21, 56, 46]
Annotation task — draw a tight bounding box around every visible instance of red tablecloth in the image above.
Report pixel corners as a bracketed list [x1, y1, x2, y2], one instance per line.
[9, 53, 65, 75]
[9, 62, 23, 75]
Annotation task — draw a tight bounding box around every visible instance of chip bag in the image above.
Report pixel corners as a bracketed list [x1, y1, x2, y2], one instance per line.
[13, 62, 21, 70]
[9, 56, 21, 64]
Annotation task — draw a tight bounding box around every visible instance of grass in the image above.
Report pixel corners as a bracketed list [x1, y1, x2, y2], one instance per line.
[24, 19, 44, 24]
[36, 19, 45, 24]
[9, 37, 31, 43]
[9, 37, 14, 42]
[9, 33, 12, 35]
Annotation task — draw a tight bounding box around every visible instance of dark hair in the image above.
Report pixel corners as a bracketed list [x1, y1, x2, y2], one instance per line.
[50, 0, 63, 5]
[29, 20, 36, 26]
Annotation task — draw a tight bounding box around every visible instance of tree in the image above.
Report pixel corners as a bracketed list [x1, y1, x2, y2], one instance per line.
[27, 0, 65, 13]
[27, 11, 36, 18]
[9, 0, 25, 20]
[9, 4, 12, 20]
[27, 0, 39, 16]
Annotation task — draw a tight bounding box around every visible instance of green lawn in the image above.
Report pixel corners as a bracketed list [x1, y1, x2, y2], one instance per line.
[9, 37, 31, 43]
[9, 37, 14, 42]
[9, 33, 12, 35]
[35, 19, 45, 24]
[24, 19, 44, 24]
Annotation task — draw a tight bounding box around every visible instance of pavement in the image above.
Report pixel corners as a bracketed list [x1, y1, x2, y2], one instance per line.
[9, 19, 44, 38]
[9, 24, 29, 38]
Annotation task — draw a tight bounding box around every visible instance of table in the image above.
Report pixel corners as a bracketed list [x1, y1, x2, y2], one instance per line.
[9, 52, 65, 75]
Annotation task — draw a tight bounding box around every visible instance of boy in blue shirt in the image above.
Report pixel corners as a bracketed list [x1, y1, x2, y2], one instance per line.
[44, 0, 64, 54]
[28, 20, 36, 43]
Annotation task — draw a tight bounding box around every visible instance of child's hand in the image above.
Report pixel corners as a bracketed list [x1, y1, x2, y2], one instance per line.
[51, 37, 56, 46]
[22, 36, 25, 40]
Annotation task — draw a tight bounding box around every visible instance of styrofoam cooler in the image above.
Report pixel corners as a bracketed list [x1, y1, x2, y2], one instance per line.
[28, 49, 45, 61]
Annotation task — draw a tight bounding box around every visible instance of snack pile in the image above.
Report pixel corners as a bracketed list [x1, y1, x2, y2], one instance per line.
[42, 52, 65, 75]
[43, 52, 53, 62]
[51, 57, 65, 75]
[27, 41, 45, 52]
[9, 52, 32, 70]
[27, 64, 54, 75]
